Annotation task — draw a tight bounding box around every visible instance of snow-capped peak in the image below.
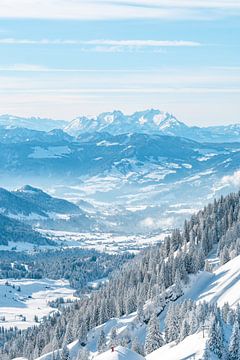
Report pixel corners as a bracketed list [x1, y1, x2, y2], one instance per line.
[64, 109, 187, 136]
[18, 185, 42, 193]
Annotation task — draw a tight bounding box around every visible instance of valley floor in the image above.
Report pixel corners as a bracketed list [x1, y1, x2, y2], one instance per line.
[39, 230, 168, 253]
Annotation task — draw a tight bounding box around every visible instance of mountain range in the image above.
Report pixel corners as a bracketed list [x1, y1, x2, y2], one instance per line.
[0, 109, 240, 234]
[1, 110, 240, 143]
[0, 129, 239, 181]
[64, 109, 240, 143]
[0, 114, 67, 132]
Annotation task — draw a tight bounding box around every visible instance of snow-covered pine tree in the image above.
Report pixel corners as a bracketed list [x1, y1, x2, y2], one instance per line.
[145, 312, 164, 354]
[221, 346, 229, 360]
[208, 315, 224, 359]
[235, 303, 240, 326]
[221, 302, 231, 323]
[137, 300, 145, 324]
[64, 324, 74, 345]
[220, 246, 230, 265]
[77, 347, 90, 360]
[78, 324, 87, 346]
[179, 319, 190, 342]
[202, 345, 210, 360]
[228, 320, 240, 360]
[97, 329, 107, 353]
[164, 303, 180, 343]
[227, 310, 235, 326]
[172, 269, 183, 300]
[189, 308, 199, 334]
[109, 327, 118, 347]
[131, 337, 145, 356]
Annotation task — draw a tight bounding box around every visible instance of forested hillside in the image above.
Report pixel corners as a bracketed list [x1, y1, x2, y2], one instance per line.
[0, 214, 52, 246]
[0, 249, 132, 290]
[1, 191, 240, 359]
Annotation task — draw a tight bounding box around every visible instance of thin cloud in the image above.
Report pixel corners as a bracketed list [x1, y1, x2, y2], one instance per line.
[0, 64, 157, 72]
[0, 38, 201, 49]
[0, 0, 239, 20]
[1, 87, 239, 94]
[104, 0, 240, 9]
[82, 40, 201, 47]
[0, 64, 49, 72]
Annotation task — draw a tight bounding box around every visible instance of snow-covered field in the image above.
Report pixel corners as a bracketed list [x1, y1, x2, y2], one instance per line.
[0, 278, 75, 329]
[0, 231, 167, 254]
[39, 230, 167, 253]
[0, 241, 55, 252]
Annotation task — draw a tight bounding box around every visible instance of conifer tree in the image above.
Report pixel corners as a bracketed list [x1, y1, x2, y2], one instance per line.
[208, 315, 224, 359]
[131, 337, 144, 356]
[202, 345, 210, 360]
[137, 301, 145, 324]
[97, 329, 107, 353]
[145, 312, 164, 354]
[228, 321, 240, 360]
[109, 327, 118, 347]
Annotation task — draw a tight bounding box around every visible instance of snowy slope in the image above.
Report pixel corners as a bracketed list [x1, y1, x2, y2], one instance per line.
[146, 255, 240, 360]
[27, 254, 240, 360]
[146, 332, 206, 360]
[185, 254, 240, 307]
[94, 346, 145, 360]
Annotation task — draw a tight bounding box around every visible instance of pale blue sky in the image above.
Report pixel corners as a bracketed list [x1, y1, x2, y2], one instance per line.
[0, 0, 239, 125]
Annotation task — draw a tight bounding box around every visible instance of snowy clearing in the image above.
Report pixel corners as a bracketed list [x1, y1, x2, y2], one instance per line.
[0, 278, 75, 329]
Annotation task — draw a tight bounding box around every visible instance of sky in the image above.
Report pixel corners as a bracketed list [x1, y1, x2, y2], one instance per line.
[0, 0, 239, 126]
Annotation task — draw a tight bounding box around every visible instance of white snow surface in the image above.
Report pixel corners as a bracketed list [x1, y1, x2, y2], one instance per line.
[94, 346, 145, 360]
[0, 278, 75, 329]
[184, 254, 240, 307]
[146, 332, 206, 360]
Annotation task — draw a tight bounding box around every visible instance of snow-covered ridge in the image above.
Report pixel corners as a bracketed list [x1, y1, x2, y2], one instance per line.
[0, 114, 67, 132]
[63, 109, 240, 143]
[64, 109, 187, 137]
[1, 110, 240, 143]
